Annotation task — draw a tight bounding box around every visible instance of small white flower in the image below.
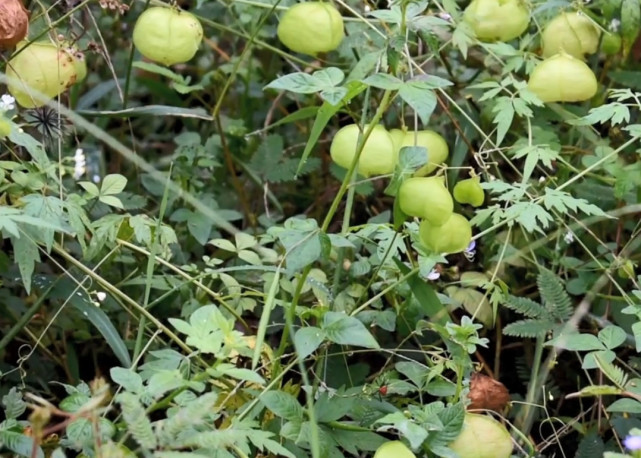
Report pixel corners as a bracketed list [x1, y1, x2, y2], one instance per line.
[93, 174, 101, 183]
[438, 12, 452, 21]
[73, 148, 86, 179]
[564, 231, 574, 244]
[610, 19, 621, 32]
[427, 269, 440, 281]
[0, 94, 15, 111]
[538, 176, 546, 183]
[96, 291, 107, 302]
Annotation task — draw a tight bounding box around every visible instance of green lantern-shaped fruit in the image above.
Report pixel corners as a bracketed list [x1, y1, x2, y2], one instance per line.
[448, 413, 513, 458]
[277, 2, 344, 56]
[453, 176, 485, 207]
[399, 130, 449, 176]
[463, 0, 530, 42]
[617, 260, 636, 280]
[0, 116, 11, 138]
[389, 128, 406, 155]
[373, 440, 416, 458]
[398, 176, 453, 226]
[527, 53, 597, 103]
[330, 124, 396, 177]
[420, 213, 472, 254]
[133, 7, 203, 66]
[601, 32, 622, 55]
[7, 41, 82, 108]
[541, 12, 600, 59]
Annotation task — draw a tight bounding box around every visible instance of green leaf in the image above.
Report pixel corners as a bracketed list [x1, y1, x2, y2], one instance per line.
[575, 383, 621, 395]
[313, 67, 345, 87]
[99, 195, 124, 209]
[217, 365, 266, 385]
[253, 269, 279, 370]
[395, 361, 430, 390]
[78, 181, 100, 196]
[449, 287, 494, 328]
[385, 146, 428, 196]
[320, 87, 348, 105]
[503, 319, 552, 338]
[265, 68, 344, 95]
[568, 103, 630, 126]
[100, 174, 127, 195]
[398, 82, 438, 125]
[116, 393, 156, 449]
[1, 388, 26, 419]
[583, 350, 616, 370]
[395, 258, 449, 325]
[294, 326, 325, 360]
[0, 427, 44, 458]
[11, 234, 39, 294]
[46, 276, 132, 368]
[260, 390, 304, 422]
[511, 145, 560, 184]
[322, 312, 379, 349]
[77, 105, 213, 120]
[598, 325, 627, 350]
[313, 391, 355, 423]
[270, 217, 322, 272]
[620, 0, 641, 59]
[362, 73, 403, 90]
[491, 97, 514, 145]
[546, 333, 605, 351]
[296, 80, 367, 176]
[606, 398, 641, 413]
[632, 321, 641, 352]
[427, 403, 465, 449]
[168, 305, 224, 354]
[110, 367, 143, 393]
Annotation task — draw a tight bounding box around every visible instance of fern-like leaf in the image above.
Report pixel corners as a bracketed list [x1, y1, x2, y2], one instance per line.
[116, 392, 157, 449]
[596, 357, 628, 388]
[503, 295, 547, 318]
[538, 269, 573, 321]
[503, 319, 553, 338]
[158, 392, 218, 447]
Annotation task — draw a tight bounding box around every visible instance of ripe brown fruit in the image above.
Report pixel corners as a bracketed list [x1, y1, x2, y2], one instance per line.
[0, 0, 28, 49]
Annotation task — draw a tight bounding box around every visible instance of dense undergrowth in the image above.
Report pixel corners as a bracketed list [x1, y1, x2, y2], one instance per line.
[2, 0, 641, 457]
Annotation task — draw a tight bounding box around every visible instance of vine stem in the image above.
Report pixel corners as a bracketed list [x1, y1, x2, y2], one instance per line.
[272, 89, 394, 368]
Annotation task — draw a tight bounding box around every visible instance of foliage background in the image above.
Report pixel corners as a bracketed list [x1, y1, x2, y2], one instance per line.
[2, 0, 641, 457]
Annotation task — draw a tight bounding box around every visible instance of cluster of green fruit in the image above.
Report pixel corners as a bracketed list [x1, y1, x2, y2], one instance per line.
[6, 5, 204, 106]
[329, 124, 484, 255]
[373, 413, 513, 458]
[463, 0, 606, 104]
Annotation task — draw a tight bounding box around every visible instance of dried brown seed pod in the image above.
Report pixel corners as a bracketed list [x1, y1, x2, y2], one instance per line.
[467, 372, 510, 412]
[0, 0, 29, 49]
